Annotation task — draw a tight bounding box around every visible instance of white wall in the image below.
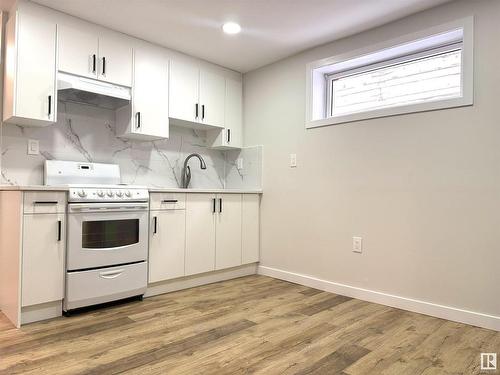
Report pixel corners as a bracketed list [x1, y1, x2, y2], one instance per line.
[244, 0, 500, 326]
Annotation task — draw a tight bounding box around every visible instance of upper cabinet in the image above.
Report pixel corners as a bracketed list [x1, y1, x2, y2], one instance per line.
[199, 70, 225, 128]
[3, 10, 57, 126]
[58, 25, 97, 80]
[116, 46, 170, 140]
[169, 60, 226, 129]
[58, 25, 133, 87]
[169, 60, 199, 124]
[208, 78, 243, 149]
[2, 3, 243, 140]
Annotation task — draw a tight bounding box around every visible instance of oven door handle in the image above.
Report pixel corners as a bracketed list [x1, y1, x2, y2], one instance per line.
[99, 269, 124, 279]
[69, 203, 149, 212]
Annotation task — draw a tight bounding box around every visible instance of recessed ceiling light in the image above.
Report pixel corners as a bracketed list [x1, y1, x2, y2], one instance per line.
[222, 22, 241, 35]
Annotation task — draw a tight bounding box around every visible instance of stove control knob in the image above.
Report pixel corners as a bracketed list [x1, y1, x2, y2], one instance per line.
[77, 190, 87, 197]
[116, 190, 123, 197]
[97, 190, 105, 197]
[107, 190, 114, 197]
[124, 190, 131, 197]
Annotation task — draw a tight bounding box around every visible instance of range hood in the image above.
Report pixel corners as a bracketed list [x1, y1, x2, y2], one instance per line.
[57, 72, 131, 110]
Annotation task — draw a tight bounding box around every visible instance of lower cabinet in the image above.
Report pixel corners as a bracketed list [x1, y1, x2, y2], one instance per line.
[215, 194, 242, 270]
[149, 192, 260, 281]
[22, 202, 66, 307]
[185, 193, 217, 275]
[149, 209, 186, 283]
[242, 194, 260, 264]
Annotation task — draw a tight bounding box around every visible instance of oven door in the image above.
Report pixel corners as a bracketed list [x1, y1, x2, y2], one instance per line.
[67, 202, 149, 270]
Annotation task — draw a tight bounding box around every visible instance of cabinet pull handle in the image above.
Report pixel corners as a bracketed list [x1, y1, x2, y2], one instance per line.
[102, 57, 106, 75]
[136, 112, 141, 128]
[227, 129, 231, 143]
[57, 220, 62, 241]
[202, 104, 205, 120]
[212, 198, 216, 213]
[153, 216, 158, 234]
[48, 95, 52, 117]
[92, 54, 96, 73]
[195, 103, 199, 119]
[33, 201, 58, 205]
[162, 199, 178, 203]
[219, 198, 223, 213]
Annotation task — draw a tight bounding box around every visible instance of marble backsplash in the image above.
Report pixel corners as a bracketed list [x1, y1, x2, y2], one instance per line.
[0, 102, 261, 189]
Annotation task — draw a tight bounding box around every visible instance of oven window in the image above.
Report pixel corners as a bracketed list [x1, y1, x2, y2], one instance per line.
[82, 219, 139, 249]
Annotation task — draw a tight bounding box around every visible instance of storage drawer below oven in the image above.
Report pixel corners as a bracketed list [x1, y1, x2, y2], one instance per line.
[64, 262, 147, 311]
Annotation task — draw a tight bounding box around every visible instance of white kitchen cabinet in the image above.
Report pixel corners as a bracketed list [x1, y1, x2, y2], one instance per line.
[169, 60, 226, 129]
[199, 70, 226, 128]
[149, 210, 186, 283]
[242, 194, 260, 264]
[21, 213, 65, 307]
[185, 193, 245, 275]
[208, 78, 243, 149]
[97, 35, 133, 87]
[215, 194, 242, 270]
[169, 60, 199, 124]
[58, 24, 98, 80]
[185, 194, 216, 275]
[58, 25, 132, 87]
[116, 47, 169, 140]
[3, 10, 57, 126]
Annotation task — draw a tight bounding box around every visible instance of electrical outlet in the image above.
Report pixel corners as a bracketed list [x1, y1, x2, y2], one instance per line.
[237, 158, 244, 170]
[353, 237, 363, 253]
[290, 153, 297, 168]
[27, 139, 39, 155]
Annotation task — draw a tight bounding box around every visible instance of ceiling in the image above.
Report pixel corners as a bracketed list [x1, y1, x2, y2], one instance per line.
[30, 0, 452, 73]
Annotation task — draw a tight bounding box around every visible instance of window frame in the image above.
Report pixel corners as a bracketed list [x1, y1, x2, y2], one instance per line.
[305, 17, 474, 129]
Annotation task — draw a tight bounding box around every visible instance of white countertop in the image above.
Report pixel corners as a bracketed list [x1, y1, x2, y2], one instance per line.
[0, 185, 262, 194]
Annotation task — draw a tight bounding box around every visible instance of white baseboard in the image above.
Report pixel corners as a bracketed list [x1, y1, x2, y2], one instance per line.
[145, 263, 258, 298]
[258, 265, 500, 332]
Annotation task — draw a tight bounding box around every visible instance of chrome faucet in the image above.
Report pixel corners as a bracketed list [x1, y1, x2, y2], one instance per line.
[181, 153, 207, 188]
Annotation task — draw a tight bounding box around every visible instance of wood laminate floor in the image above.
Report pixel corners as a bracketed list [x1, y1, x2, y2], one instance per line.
[0, 275, 498, 374]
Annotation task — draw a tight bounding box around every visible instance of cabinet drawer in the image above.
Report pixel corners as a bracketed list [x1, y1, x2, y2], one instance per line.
[65, 262, 147, 311]
[150, 193, 186, 210]
[23, 192, 67, 214]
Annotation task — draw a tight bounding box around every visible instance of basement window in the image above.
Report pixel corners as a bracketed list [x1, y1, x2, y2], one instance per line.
[306, 18, 473, 128]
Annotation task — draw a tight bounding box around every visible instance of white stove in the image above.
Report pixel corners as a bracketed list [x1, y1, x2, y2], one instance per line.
[44, 160, 149, 313]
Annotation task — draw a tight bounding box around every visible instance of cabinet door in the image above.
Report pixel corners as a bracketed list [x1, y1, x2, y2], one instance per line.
[224, 78, 243, 148]
[98, 35, 133, 87]
[242, 194, 260, 264]
[132, 48, 169, 138]
[58, 24, 98, 79]
[149, 210, 185, 283]
[215, 194, 242, 270]
[185, 194, 216, 275]
[169, 60, 199, 123]
[14, 11, 57, 123]
[22, 214, 65, 306]
[199, 69, 225, 128]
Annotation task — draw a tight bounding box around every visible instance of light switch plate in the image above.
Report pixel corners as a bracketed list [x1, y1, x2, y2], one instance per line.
[27, 139, 39, 155]
[290, 153, 297, 168]
[353, 237, 363, 253]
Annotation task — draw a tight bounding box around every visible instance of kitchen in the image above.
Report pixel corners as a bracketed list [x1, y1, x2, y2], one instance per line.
[0, 0, 499, 373]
